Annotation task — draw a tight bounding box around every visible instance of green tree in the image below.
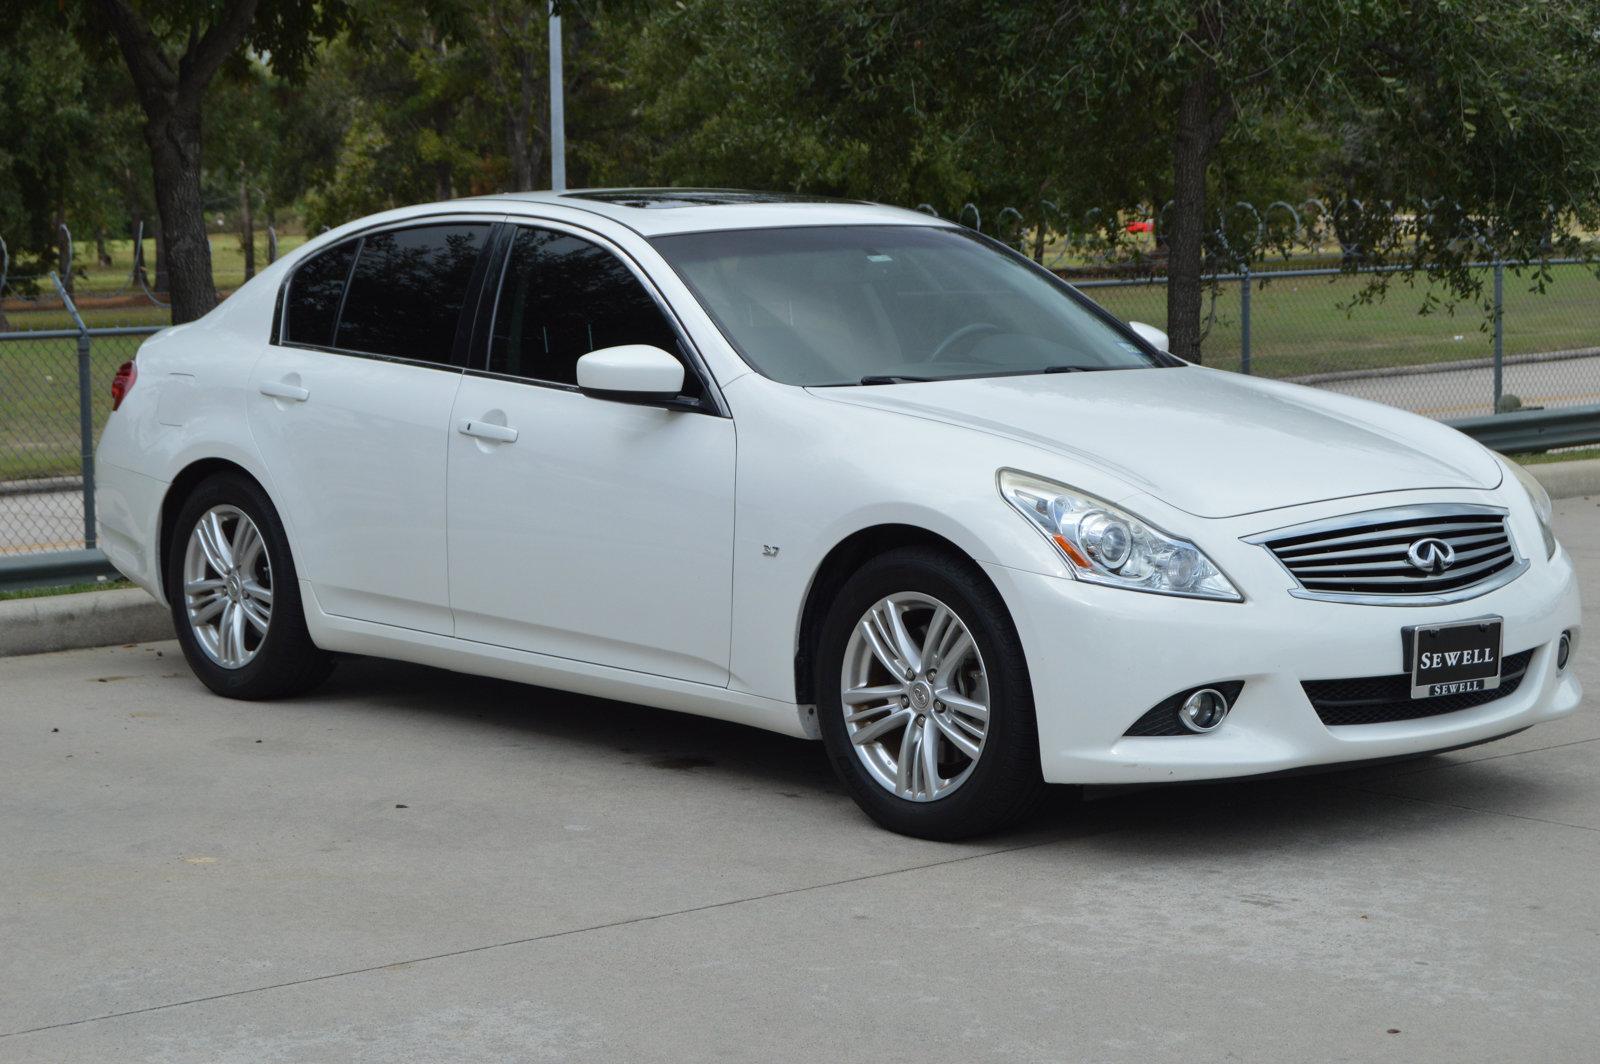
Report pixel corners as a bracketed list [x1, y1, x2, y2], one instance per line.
[610, 0, 1600, 361]
[77, 0, 348, 322]
[0, 4, 136, 316]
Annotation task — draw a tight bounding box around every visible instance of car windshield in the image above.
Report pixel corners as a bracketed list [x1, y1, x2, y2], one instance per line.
[650, 224, 1175, 386]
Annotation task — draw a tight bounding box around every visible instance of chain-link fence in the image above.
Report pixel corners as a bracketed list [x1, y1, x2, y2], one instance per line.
[0, 279, 159, 568]
[1077, 259, 1600, 420]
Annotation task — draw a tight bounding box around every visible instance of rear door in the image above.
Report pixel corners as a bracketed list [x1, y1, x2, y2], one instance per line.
[249, 218, 497, 633]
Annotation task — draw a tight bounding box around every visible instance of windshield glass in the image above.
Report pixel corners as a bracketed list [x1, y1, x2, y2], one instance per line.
[650, 225, 1174, 386]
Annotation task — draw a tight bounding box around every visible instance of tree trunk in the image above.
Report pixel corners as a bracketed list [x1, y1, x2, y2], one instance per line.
[1167, 69, 1213, 363]
[94, 0, 259, 323]
[151, 213, 169, 294]
[145, 103, 217, 321]
[96, 231, 112, 268]
[239, 172, 255, 282]
[1165, 3, 1230, 364]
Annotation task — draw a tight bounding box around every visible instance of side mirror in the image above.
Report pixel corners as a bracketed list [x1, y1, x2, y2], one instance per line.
[576, 345, 686, 404]
[1128, 321, 1169, 353]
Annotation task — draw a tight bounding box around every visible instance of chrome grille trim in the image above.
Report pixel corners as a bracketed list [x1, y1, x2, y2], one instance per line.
[1245, 503, 1527, 606]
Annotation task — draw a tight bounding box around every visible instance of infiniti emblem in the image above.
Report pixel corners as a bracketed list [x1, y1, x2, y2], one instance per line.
[1406, 537, 1456, 574]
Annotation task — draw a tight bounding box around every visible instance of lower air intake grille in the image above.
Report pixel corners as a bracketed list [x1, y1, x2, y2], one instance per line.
[1303, 648, 1535, 726]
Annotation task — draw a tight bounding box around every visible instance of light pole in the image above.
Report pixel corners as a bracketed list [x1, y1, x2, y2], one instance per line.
[549, 2, 566, 192]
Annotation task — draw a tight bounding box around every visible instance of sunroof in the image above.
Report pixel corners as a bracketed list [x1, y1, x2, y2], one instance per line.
[562, 189, 859, 209]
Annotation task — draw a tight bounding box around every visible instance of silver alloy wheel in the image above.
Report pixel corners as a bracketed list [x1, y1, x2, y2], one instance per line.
[182, 505, 273, 669]
[840, 592, 990, 802]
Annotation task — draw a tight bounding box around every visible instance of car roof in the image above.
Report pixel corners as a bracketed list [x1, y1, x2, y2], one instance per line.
[457, 188, 951, 237]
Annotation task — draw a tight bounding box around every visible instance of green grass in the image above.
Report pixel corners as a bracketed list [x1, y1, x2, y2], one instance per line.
[0, 578, 132, 601]
[1515, 447, 1600, 465]
[1, 233, 308, 332]
[1078, 262, 1600, 378]
[65, 233, 308, 296]
[0, 331, 150, 481]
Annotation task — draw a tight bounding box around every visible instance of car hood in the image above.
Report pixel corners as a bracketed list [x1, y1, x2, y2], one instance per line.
[810, 366, 1502, 518]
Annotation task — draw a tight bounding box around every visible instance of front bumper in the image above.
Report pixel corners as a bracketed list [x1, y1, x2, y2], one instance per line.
[983, 517, 1582, 786]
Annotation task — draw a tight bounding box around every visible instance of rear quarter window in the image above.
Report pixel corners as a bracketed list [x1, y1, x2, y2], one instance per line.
[283, 239, 358, 347]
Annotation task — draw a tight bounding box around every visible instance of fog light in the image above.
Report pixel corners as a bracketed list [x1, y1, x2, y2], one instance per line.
[1179, 688, 1230, 733]
[1558, 631, 1572, 671]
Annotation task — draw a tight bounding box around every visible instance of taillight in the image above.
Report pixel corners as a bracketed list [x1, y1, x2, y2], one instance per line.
[110, 361, 137, 411]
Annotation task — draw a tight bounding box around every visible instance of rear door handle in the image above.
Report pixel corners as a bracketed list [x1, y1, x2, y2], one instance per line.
[457, 419, 518, 444]
[258, 380, 309, 402]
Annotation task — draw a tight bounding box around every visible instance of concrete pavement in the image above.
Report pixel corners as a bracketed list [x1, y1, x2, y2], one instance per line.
[2, 502, 1599, 1061]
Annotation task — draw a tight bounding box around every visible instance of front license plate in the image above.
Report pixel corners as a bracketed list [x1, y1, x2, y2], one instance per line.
[1407, 618, 1503, 699]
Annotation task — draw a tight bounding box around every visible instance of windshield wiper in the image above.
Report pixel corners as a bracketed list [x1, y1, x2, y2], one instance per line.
[1039, 365, 1094, 374]
[857, 374, 935, 385]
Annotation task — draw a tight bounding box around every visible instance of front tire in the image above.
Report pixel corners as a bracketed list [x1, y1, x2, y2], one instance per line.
[166, 472, 334, 700]
[816, 546, 1046, 839]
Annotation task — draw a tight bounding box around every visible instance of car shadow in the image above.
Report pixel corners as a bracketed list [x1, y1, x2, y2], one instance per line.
[314, 655, 1565, 851]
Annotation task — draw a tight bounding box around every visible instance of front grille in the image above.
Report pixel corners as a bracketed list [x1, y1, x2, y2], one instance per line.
[1303, 647, 1535, 726]
[1250, 504, 1523, 602]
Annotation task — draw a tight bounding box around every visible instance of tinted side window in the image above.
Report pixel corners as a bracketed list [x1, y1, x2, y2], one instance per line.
[284, 239, 357, 347]
[335, 224, 489, 363]
[489, 227, 695, 394]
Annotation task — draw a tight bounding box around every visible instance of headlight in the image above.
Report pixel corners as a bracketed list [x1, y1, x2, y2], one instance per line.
[1505, 459, 1557, 559]
[999, 470, 1242, 600]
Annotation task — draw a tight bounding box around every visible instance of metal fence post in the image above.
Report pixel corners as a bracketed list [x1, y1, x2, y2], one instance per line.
[1240, 267, 1253, 374]
[1492, 259, 1504, 412]
[50, 272, 96, 549]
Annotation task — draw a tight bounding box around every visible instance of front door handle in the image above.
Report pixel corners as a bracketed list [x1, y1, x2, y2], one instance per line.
[457, 418, 518, 444]
[259, 380, 309, 402]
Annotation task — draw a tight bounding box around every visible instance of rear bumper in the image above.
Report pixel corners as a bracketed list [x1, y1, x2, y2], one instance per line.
[95, 460, 168, 599]
[983, 541, 1582, 786]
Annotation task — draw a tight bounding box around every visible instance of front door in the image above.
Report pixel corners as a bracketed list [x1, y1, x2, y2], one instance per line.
[446, 224, 735, 685]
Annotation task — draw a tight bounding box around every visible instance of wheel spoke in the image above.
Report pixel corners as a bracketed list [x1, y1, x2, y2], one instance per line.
[242, 580, 273, 606]
[936, 689, 988, 722]
[232, 518, 263, 573]
[860, 612, 909, 679]
[882, 599, 923, 676]
[939, 631, 974, 672]
[240, 598, 271, 635]
[190, 593, 227, 625]
[843, 682, 905, 706]
[195, 513, 233, 574]
[851, 707, 913, 746]
[932, 711, 982, 760]
[919, 717, 942, 796]
[920, 606, 952, 669]
[895, 720, 920, 796]
[185, 577, 225, 596]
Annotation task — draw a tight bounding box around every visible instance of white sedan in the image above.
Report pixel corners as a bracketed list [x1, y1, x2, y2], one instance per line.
[95, 190, 1582, 838]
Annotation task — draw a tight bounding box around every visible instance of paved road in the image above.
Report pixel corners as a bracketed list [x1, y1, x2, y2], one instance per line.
[1308, 352, 1600, 419]
[2, 502, 1599, 1062]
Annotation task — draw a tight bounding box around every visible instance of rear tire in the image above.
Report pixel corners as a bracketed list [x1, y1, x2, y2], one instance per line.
[816, 546, 1046, 840]
[166, 472, 334, 700]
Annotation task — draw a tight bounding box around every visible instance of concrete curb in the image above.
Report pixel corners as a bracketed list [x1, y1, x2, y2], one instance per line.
[1527, 458, 1600, 500]
[0, 587, 172, 657]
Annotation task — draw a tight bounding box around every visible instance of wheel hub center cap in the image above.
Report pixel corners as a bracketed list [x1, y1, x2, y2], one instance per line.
[908, 680, 934, 711]
[225, 571, 244, 602]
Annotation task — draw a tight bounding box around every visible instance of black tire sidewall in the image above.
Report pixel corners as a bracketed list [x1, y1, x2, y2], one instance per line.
[815, 547, 1043, 839]
[166, 473, 321, 699]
